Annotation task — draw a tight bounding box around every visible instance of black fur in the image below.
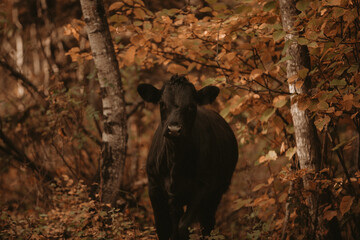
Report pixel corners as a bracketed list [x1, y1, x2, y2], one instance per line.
[138, 75, 238, 239]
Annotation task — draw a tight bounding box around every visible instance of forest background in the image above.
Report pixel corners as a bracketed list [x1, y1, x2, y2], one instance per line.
[0, 0, 360, 239]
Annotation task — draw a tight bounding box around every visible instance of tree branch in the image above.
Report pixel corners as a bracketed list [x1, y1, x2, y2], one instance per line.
[0, 59, 47, 101]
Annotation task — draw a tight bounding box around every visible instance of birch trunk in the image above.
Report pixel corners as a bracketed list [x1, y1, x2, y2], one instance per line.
[279, 0, 321, 235]
[79, 0, 128, 205]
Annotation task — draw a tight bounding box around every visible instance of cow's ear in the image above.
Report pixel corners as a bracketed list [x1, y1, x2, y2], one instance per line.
[137, 84, 161, 103]
[196, 86, 220, 105]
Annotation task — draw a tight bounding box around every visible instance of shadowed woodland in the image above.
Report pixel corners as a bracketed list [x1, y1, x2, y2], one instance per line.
[0, 0, 360, 239]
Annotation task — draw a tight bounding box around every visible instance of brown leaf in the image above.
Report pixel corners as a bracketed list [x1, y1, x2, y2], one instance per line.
[324, 210, 337, 221]
[340, 196, 354, 216]
[252, 183, 267, 192]
[134, 8, 146, 20]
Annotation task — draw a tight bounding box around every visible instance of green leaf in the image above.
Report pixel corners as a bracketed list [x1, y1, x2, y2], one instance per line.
[263, 1, 276, 12]
[273, 95, 288, 108]
[314, 115, 330, 131]
[285, 147, 297, 160]
[109, 14, 128, 23]
[296, 0, 310, 12]
[220, 105, 230, 119]
[260, 108, 276, 122]
[348, 64, 359, 73]
[252, 183, 267, 192]
[199, 7, 212, 12]
[307, 42, 318, 48]
[317, 101, 329, 111]
[234, 198, 252, 210]
[205, 0, 217, 4]
[332, 136, 358, 151]
[298, 68, 309, 79]
[134, 8, 146, 19]
[273, 30, 286, 42]
[143, 21, 152, 30]
[333, 7, 345, 18]
[213, 3, 227, 10]
[276, 55, 292, 65]
[235, 4, 252, 14]
[297, 37, 309, 45]
[330, 78, 347, 87]
[133, 20, 143, 26]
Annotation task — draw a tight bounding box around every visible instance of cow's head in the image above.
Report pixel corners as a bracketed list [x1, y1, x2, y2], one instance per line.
[138, 75, 219, 138]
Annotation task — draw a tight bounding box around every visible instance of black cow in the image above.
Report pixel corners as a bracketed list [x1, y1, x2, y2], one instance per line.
[137, 75, 238, 239]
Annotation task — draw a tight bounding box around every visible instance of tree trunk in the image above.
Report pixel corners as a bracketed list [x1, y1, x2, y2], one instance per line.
[79, 0, 128, 206]
[279, 0, 321, 236]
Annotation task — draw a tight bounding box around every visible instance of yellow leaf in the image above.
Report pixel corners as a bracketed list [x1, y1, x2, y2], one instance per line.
[267, 150, 278, 161]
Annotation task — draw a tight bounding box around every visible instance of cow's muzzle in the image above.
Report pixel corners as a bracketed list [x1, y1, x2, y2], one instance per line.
[166, 124, 182, 137]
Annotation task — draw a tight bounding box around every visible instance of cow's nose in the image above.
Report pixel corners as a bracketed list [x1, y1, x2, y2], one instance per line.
[167, 125, 182, 136]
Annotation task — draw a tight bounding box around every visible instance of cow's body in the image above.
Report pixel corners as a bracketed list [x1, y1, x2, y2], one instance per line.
[138, 76, 238, 239]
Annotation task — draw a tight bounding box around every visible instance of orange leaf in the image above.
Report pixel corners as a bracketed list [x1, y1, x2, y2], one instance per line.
[273, 95, 288, 108]
[108, 2, 124, 11]
[295, 80, 304, 89]
[252, 183, 267, 192]
[250, 69, 263, 80]
[287, 74, 298, 83]
[124, 46, 136, 66]
[167, 64, 187, 74]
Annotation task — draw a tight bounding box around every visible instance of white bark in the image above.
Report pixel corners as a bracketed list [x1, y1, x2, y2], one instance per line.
[279, 0, 320, 175]
[80, 0, 128, 205]
[279, 0, 321, 236]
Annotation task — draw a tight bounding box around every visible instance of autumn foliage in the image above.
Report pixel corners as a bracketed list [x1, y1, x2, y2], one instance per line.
[1, 0, 360, 239]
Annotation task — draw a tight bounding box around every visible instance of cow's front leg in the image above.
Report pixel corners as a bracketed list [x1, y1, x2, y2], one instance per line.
[169, 197, 186, 240]
[178, 185, 210, 235]
[148, 184, 172, 240]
